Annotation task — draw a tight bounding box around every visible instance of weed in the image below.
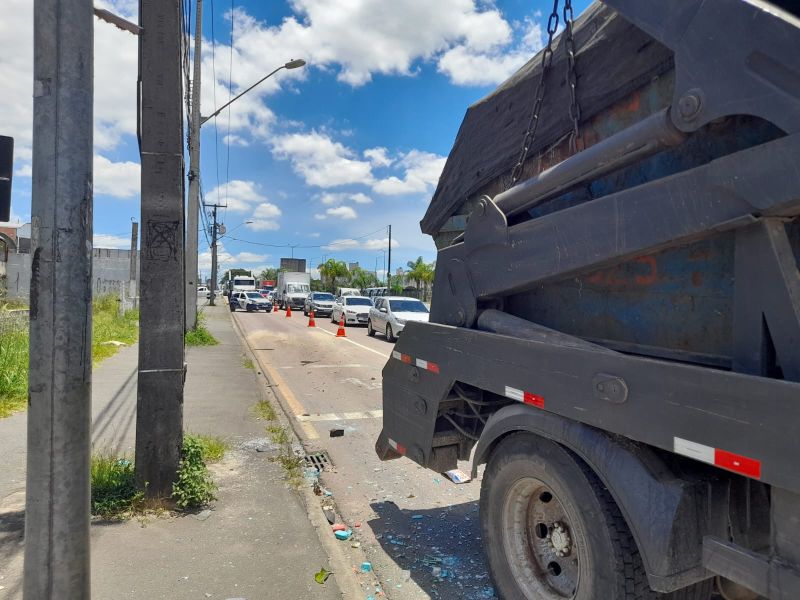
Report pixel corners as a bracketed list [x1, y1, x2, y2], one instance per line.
[254, 399, 277, 421]
[185, 433, 228, 463]
[267, 424, 290, 446]
[90, 455, 144, 519]
[243, 357, 255, 370]
[185, 311, 218, 346]
[0, 329, 28, 417]
[172, 435, 217, 509]
[92, 294, 139, 364]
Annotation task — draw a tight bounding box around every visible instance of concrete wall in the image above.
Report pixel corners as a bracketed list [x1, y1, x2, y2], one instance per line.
[3, 248, 139, 300]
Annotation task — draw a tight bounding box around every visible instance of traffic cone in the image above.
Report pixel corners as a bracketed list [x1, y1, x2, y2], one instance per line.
[308, 311, 316, 327]
[286, 304, 292, 318]
[336, 315, 346, 337]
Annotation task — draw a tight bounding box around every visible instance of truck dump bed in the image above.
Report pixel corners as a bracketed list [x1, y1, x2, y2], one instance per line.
[378, 1, 800, 597]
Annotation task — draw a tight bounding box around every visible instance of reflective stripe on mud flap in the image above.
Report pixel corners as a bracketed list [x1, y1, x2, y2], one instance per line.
[391, 351, 439, 373]
[387, 437, 407, 455]
[674, 437, 761, 479]
[504, 386, 545, 409]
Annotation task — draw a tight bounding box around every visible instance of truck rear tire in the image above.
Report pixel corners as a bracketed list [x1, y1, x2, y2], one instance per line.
[480, 432, 712, 600]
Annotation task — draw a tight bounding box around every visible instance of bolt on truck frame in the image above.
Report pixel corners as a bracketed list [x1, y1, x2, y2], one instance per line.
[376, 1, 800, 598]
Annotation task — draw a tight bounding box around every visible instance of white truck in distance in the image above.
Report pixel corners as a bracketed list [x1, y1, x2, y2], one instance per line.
[276, 271, 311, 310]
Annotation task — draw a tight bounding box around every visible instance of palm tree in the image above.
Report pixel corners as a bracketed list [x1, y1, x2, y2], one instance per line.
[317, 258, 349, 292]
[406, 257, 434, 299]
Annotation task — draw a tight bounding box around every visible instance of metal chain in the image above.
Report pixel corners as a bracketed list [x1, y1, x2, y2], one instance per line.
[563, 0, 581, 154]
[508, 0, 561, 188]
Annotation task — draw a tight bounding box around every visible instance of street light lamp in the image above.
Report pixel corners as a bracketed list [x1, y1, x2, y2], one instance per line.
[218, 219, 253, 240]
[200, 59, 307, 125]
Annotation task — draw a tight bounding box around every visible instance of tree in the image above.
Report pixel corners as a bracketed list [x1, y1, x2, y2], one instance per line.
[257, 267, 279, 282]
[406, 257, 434, 300]
[220, 268, 251, 284]
[317, 259, 349, 292]
[348, 266, 379, 291]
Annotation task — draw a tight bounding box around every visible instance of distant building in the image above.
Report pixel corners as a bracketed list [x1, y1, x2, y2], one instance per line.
[348, 262, 359, 271]
[280, 257, 306, 273]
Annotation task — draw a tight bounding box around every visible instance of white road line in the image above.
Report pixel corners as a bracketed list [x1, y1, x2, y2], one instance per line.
[296, 410, 383, 422]
[315, 326, 392, 359]
[278, 363, 365, 370]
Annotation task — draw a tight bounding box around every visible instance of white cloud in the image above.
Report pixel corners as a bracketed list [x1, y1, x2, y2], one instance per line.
[314, 213, 327, 220]
[309, 232, 320, 238]
[271, 132, 373, 188]
[437, 18, 544, 86]
[94, 155, 140, 199]
[199, 242, 268, 271]
[326, 206, 358, 220]
[93, 232, 131, 249]
[319, 192, 372, 205]
[372, 150, 446, 196]
[322, 237, 398, 251]
[207, 180, 266, 213]
[246, 219, 280, 231]
[228, 1, 517, 87]
[253, 202, 282, 219]
[364, 147, 393, 168]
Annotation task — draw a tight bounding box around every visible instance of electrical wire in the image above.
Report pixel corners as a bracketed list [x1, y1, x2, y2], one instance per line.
[223, 0, 235, 224]
[210, 0, 222, 200]
[222, 225, 392, 250]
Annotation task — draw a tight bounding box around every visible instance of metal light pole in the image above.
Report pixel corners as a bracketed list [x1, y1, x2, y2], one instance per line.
[25, 0, 93, 596]
[185, 0, 203, 331]
[187, 57, 305, 315]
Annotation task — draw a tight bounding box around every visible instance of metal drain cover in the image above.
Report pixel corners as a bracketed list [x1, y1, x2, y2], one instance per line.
[304, 450, 333, 472]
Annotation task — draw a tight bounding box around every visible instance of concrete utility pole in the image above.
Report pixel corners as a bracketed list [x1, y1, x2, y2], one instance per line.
[24, 0, 93, 597]
[387, 224, 392, 290]
[129, 220, 139, 300]
[185, 0, 203, 331]
[136, 0, 186, 499]
[207, 203, 223, 305]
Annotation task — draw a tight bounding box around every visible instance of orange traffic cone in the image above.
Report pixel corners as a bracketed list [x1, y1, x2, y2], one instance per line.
[308, 311, 316, 327]
[273, 301, 278, 313]
[286, 304, 292, 318]
[336, 315, 346, 337]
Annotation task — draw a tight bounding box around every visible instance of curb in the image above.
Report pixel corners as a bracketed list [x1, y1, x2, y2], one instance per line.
[227, 310, 369, 600]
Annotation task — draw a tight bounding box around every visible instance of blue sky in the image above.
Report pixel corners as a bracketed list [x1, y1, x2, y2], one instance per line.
[1, 0, 591, 281]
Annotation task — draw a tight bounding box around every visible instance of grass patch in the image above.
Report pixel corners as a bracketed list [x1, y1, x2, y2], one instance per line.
[254, 399, 277, 421]
[186, 312, 218, 346]
[1, 294, 138, 418]
[243, 357, 255, 370]
[90, 454, 143, 519]
[92, 294, 140, 364]
[267, 423, 291, 446]
[185, 433, 228, 463]
[0, 298, 28, 310]
[0, 329, 29, 417]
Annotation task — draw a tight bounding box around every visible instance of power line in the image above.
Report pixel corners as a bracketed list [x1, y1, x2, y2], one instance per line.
[210, 0, 222, 199]
[223, 0, 235, 225]
[223, 224, 391, 250]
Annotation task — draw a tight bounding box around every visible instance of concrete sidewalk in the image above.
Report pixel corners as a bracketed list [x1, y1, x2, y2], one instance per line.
[0, 303, 342, 599]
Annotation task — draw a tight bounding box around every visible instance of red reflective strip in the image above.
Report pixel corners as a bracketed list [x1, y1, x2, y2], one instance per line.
[523, 392, 545, 409]
[714, 448, 761, 479]
[401, 354, 412, 364]
[395, 442, 407, 455]
[427, 362, 440, 374]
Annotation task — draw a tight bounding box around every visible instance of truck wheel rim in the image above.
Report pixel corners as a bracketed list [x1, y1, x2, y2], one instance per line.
[502, 477, 580, 599]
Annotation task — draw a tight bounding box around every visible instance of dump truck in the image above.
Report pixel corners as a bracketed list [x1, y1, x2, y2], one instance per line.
[376, 1, 800, 598]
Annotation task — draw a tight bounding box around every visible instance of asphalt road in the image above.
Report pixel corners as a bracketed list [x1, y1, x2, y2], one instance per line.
[233, 307, 496, 600]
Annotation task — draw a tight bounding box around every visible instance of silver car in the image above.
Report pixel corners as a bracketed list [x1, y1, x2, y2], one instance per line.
[367, 296, 429, 342]
[331, 295, 373, 326]
[303, 291, 336, 317]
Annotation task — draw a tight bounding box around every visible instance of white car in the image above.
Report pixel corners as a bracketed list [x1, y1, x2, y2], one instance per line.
[197, 286, 209, 295]
[367, 296, 429, 342]
[231, 291, 272, 312]
[331, 295, 373, 326]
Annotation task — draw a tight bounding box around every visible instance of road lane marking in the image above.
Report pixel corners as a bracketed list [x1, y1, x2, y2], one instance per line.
[297, 410, 383, 422]
[314, 326, 392, 359]
[256, 354, 319, 440]
[278, 363, 366, 370]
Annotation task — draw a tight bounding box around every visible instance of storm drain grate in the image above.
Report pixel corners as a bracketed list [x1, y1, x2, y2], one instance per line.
[304, 450, 333, 472]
